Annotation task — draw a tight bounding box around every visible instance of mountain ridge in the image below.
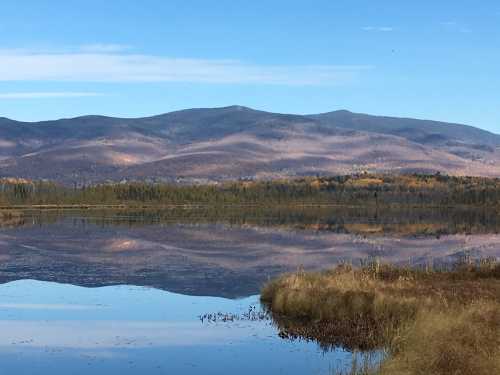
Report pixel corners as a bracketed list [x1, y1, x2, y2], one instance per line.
[1, 106, 500, 183]
[311, 110, 500, 146]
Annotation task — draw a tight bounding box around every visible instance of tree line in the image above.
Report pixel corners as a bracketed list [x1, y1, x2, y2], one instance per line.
[1, 174, 500, 207]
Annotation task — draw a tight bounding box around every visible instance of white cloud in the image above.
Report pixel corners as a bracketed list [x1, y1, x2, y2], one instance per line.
[0, 49, 371, 86]
[362, 26, 394, 32]
[0, 92, 103, 99]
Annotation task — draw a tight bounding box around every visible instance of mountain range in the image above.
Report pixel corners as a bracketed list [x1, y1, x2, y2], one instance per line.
[1, 105, 500, 184]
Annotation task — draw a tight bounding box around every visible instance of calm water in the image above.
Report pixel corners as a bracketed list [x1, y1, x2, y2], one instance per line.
[0, 208, 499, 374]
[0, 280, 364, 375]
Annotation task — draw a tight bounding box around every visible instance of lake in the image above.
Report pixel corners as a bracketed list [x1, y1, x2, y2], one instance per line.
[0, 207, 499, 374]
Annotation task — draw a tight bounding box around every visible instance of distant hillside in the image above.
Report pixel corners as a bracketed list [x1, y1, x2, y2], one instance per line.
[1, 106, 500, 183]
[311, 110, 500, 147]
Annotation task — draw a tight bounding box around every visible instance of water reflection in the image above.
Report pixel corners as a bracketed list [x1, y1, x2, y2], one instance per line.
[0, 208, 500, 298]
[1, 208, 498, 373]
[0, 280, 357, 375]
[0, 208, 499, 298]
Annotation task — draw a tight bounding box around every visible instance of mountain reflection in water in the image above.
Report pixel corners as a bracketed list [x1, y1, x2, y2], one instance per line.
[0, 207, 498, 374]
[0, 207, 499, 298]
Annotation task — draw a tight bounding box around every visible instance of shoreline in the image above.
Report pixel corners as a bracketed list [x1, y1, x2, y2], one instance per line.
[1, 203, 499, 211]
[261, 262, 500, 374]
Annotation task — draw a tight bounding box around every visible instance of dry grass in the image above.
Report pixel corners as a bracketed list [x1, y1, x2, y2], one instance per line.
[381, 301, 500, 375]
[261, 260, 500, 375]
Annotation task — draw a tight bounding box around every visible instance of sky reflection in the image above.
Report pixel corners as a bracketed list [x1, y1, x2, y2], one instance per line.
[0, 280, 356, 375]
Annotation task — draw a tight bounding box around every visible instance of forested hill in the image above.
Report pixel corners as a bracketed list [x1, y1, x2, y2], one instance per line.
[1, 106, 500, 183]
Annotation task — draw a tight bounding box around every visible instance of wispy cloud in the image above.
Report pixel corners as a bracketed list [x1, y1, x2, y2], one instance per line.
[0, 92, 103, 99]
[0, 320, 255, 348]
[0, 303, 104, 310]
[79, 44, 132, 53]
[362, 26, 394, 32]
[0, 48, 372, 86]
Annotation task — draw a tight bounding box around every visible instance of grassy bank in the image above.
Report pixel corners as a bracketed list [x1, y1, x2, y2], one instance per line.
[261, 260, 500, 375]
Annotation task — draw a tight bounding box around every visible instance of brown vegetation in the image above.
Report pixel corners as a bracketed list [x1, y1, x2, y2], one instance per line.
[261, 260, 500, 375]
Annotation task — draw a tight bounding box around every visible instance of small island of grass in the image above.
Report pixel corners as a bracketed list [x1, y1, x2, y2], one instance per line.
[261, 260, 500, 375]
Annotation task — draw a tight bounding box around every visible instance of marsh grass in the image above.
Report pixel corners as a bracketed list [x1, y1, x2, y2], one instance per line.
[261, 259, 500, 374]
[329, 352, 382, 375]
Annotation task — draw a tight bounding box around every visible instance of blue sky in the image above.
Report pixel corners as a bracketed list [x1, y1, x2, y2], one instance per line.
[0, 0, 499, 132]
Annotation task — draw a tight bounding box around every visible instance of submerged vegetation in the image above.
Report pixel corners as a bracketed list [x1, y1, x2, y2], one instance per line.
[1, 174, 500, 207]
[261, 260, 500, 375]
